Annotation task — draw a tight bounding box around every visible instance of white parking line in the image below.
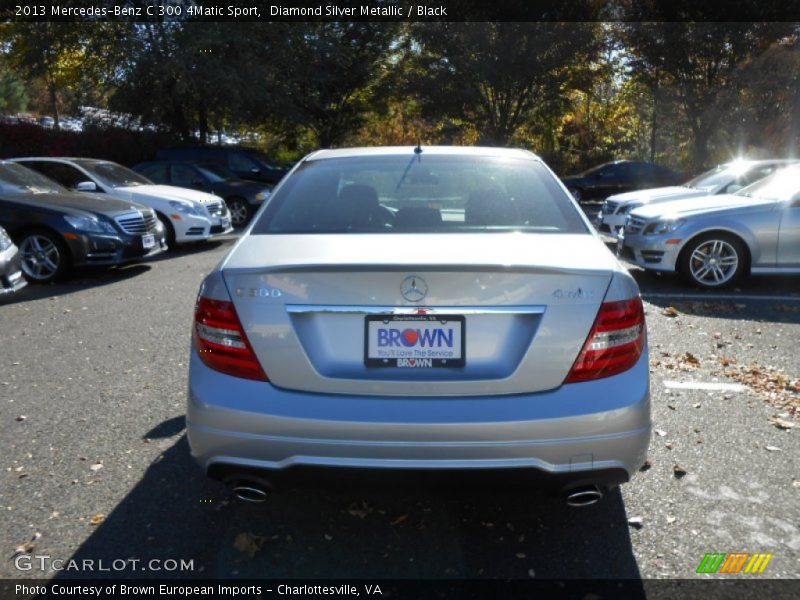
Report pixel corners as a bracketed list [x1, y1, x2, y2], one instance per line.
[642, 293, 800, 302]
[663, 380, 746, 392]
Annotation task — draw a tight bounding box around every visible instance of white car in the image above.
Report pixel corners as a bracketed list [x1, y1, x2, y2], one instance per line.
[11, 157, 233, 246]
[597, 159, 796, 237]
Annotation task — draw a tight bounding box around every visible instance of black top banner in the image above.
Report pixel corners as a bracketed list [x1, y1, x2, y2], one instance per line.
[4, 0, 800, 22]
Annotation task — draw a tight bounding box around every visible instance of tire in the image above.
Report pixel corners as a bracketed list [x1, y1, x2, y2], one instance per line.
[567, 187, 583, 203]
[17, 229, 70, 283]
[226, 197, 252, 227]
[156, 212, 176, 250]
[679, 233, 748, 288]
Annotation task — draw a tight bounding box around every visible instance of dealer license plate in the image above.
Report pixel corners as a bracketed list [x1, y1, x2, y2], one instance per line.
[141, 233, 156, 249]
[365, 315, 465, 368]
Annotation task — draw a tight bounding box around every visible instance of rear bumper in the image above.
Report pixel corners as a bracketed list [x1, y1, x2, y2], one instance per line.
[187, 347, 651, 488]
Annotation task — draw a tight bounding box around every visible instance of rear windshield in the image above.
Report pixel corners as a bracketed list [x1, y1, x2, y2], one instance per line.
[252, 155, 587, 234]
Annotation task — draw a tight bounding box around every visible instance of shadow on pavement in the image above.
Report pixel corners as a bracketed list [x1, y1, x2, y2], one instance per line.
[61, 434, 644, 586]
[0, 264, 151, 306]
[143, 416, 186, 440]
[147, 239, 229, 262]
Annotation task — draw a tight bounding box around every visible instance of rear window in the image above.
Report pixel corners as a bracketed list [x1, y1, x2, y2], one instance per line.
[252, 155, 587, 234]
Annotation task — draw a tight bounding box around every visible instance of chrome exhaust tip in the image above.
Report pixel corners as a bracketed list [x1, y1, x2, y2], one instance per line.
[565, 486, 603, 507]
[229, 478, 272, 503]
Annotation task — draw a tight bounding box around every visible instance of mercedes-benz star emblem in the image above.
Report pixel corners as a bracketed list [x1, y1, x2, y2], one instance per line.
[400, 275, 428, 303]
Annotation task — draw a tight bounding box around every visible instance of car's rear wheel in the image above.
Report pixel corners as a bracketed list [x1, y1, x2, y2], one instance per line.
[679, 233, 747, 288]
[226, 197, 252, 227]
[17, 230, 69, 283]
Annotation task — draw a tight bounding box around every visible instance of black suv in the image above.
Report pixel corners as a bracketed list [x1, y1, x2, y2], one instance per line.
[156, 147, 288, 185]
[561, 160, 686, 203]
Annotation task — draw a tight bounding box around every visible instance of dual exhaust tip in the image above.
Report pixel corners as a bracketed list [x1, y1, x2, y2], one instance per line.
[565, 485, 603, 507]
[226, 475, 604, 507]
[227, 476, 273, 503]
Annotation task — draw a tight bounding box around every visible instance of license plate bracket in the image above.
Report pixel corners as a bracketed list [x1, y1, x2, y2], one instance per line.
[365, 314, 465, 368]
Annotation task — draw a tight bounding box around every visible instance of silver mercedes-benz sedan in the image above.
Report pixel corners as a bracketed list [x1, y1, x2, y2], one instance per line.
[619, 164, 800, 288]
[187, 146, 650, 506]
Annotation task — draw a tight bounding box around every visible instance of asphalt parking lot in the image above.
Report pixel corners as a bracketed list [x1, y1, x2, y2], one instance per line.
[0, 233, 798, 582]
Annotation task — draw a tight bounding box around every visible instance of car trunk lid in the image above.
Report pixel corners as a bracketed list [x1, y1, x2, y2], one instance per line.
[222, 233, 619, 396]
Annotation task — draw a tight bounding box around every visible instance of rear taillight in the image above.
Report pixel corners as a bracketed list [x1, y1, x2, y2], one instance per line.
[193, 297, 268, 381]
[564, 297, 645, 383]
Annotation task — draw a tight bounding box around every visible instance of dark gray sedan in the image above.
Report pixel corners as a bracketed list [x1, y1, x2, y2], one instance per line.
[0, 161, 167, 283]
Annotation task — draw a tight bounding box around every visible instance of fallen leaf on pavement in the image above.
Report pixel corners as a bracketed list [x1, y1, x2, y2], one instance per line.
[662, 307, 679, 317]
[673, 464, 688, 479]
[681, 352, 701, 367]
[765, 446, 781, 452]
[666, 516, 676, 524]
[390, 514, 408, 526]
[233, 532, 266, 558]
[346, 501, 373, 519]
[15, 416, 26, 422]
[89, 463, 103, 472]
[12, 532, 41, 557]
[90, 514, 105, 526]
[654, 429, 667, 437]
[639, 460, 652, 472]
[769, 417, 795, 430]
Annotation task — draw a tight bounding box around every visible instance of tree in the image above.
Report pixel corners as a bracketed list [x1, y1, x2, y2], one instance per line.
[2, 22, 132, 128]
[620, 17, 793, 169]
[405, 22, 603, 146]
[259, 22, 399, 147]
[0, 66, 28, 115]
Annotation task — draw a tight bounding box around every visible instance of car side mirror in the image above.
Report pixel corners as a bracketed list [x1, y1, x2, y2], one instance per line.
[726, 184, 743, 194]
[75, 181, 97, 192]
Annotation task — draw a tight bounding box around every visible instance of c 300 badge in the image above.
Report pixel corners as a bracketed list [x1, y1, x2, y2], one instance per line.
[235, 287, 283, 298]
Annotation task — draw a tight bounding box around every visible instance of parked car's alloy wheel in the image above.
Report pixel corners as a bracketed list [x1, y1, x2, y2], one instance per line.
[155, 212, 176, 250]
[680, 233, 746, 288]
[226, 197, 252, 227]
[18, 231, 68, 283]
[568, 187, 582, 202]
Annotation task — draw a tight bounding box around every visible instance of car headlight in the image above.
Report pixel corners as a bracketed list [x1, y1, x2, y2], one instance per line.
[255, 189, 271, 202]
[644, 218, 686, 235]
[64, 215, 117, 234]
[0, 228, 12, 251]
[169, 200, 203, 216]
